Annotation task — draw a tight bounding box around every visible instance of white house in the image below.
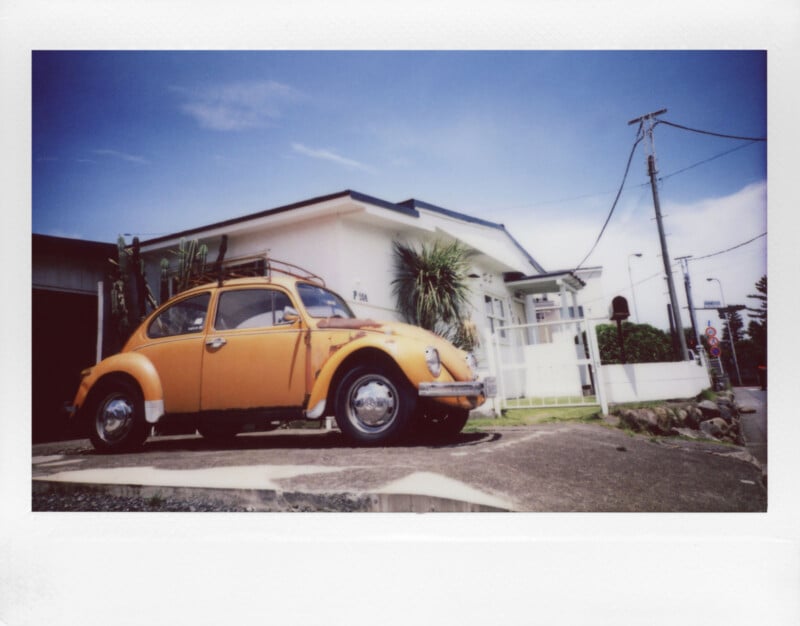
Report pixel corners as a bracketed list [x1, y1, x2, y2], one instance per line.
[137, 190, 604, 408]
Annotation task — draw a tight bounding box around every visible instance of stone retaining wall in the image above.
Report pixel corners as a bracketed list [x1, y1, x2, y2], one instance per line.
[611, 390, 743, 445]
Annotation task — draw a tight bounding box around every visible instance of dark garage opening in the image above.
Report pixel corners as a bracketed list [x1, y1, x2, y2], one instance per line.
[32, 289, 98, 443]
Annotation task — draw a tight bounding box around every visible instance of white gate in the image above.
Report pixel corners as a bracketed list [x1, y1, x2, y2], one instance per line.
[488, 316, 607, 413]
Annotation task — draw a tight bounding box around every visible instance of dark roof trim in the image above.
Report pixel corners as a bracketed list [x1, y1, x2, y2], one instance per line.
[32, 233, 116, 257]
[138, 189, 543, 274]
[399, 198, 546, 274]
[398, 198, 503, 230]
[142, 190, 420, 246]
[505, 269, 586, 288]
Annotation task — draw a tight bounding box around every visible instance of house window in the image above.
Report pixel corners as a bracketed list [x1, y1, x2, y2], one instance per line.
[484, 295, 508, 339]
[566, 305, 585, 319]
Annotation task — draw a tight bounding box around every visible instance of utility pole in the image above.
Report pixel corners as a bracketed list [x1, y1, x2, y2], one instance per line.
[628, 109, 689, 360]
[676, 255, 701, 350]
[707, 277, 744, 386]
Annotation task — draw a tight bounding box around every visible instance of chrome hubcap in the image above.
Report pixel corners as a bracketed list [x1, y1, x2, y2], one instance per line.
[96, 393, 135, 443]
[348, 376, 398, 432]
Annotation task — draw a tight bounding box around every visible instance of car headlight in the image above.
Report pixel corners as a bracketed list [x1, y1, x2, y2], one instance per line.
[425, 346, 441, 377]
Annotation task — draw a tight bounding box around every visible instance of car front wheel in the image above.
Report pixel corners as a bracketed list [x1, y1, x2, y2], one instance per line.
[334, 365, 415, 444]
[415, 404, 470, 442]
[88, 380, 149, 453]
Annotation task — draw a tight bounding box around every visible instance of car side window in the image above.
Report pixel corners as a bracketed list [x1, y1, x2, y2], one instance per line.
[215, 289, 293, 330]
[148, 293, 211, 339]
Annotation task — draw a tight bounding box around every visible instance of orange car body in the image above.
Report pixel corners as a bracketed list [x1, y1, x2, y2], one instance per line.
[71, 275, 493, 449]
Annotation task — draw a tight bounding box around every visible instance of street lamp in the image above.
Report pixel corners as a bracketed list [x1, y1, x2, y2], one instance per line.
[627, 253, 642, 323]
[707, 277, 742, 386]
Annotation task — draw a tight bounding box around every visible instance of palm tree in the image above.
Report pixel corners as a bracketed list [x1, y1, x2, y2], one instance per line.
[391, 239, 475, 349]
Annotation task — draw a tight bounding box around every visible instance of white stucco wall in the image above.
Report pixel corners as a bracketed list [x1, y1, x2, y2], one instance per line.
[600, 361, 711, 404]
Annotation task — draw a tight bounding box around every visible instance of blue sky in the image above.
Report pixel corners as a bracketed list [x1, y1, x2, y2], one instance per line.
[32, 50, 767, 331]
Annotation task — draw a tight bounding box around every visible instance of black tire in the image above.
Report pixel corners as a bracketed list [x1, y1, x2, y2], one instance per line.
[334, 364, 416, 445]
[88, 379, 149, 453]
[415, 404, 470, 442]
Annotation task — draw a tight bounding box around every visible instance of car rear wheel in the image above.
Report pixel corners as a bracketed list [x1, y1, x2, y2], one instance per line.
[334, 364, 415, 444]
[88, 380, 149, 453]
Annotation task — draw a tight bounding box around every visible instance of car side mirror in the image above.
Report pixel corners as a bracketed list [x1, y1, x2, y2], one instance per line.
[283, 306, 300, 324]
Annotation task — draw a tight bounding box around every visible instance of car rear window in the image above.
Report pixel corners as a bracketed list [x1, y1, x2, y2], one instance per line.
[148, 293, 211, 338]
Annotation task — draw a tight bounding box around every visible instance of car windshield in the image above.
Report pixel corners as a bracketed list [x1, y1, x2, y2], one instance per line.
[296, 283, 355, 319]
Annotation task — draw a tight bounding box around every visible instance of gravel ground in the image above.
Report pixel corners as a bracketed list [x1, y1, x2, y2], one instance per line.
[33, 488, 253, 512]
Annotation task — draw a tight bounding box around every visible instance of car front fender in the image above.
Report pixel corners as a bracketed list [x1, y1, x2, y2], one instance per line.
[304, 332, 451, 418]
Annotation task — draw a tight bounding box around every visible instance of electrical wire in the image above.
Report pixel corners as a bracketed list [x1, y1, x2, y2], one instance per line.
[581, 231, 767, 310]
[659, 141, 761, 183]
[574, 126, 644, 271]
[657, 119, 766, 142]
[685, 232, 767, 262]
[499, 132, 762, 212]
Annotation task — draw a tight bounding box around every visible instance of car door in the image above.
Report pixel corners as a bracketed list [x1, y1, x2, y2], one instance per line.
[133, 291, 211, 413]
[200, 287, 306, 411]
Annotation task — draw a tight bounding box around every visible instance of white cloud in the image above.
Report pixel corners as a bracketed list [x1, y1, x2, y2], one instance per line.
[291, 142, 375, 173]
[176, 80, 300, 131]
[93, 149, 149, 165]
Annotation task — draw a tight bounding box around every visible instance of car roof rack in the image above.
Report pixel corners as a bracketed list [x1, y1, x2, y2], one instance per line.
[266, 257, 326, 286]
[187, 253, 325, 288]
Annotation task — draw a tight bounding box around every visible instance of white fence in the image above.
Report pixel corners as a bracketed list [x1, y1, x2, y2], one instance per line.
[487, 317, 604, 412]
[486, 317, 712, 415]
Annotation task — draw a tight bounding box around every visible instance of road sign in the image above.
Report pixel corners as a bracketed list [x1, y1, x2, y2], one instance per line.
[710, 346, 721, 357]
[705, 326, 717, 337]
[708, 337, 720, 347]
[704, 300, 722, 308]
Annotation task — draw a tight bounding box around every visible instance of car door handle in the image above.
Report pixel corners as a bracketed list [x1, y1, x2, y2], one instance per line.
[205, 337, 227, 350]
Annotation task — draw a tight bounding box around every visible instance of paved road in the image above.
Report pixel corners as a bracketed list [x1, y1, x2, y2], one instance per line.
[33, 417, 767, 512]
[734, 386, 767, 476]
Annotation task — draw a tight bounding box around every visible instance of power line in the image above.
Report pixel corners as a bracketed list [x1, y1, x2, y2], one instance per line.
[657, 119, 767, 142]
[501, 138, 762, 211]
[586, 229, 765, 310]
[688, 232, 767, 261]
[659, 141, 761, 182]
[574, 129, 643, 270]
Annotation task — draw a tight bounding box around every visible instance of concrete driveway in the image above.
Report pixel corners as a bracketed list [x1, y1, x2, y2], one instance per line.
[32, 416, 766, 512]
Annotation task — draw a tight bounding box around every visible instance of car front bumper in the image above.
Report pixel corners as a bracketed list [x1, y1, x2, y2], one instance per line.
[418, 377, 497, 398]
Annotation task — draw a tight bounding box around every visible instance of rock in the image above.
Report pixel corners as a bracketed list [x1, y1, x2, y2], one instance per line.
[697, 400, 721, 418]
[618, 409, 639, 431]
[654, 407, 673, 434]
[640, 409, 660, 433]
[718, 404, 734, 424]
[673, 408, 689, 428]
[700, 418, 728, 439]
[686, 407, 703, 429]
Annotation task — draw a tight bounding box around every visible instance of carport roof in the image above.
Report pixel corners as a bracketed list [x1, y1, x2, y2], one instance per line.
[504, 270, 586, 295]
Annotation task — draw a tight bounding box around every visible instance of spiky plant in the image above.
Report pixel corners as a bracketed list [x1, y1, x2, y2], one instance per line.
[391, 239, 475, 348]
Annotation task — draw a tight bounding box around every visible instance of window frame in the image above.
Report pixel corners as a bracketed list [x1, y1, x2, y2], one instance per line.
[484, 293, 509, 342]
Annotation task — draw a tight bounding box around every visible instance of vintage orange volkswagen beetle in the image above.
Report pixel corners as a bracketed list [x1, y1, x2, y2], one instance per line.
[70, 269, 495, 452]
